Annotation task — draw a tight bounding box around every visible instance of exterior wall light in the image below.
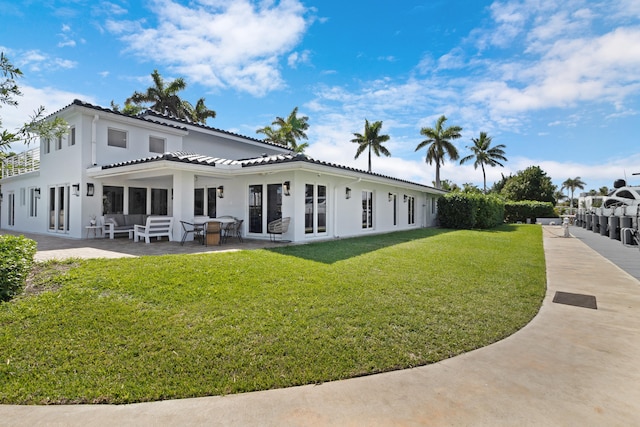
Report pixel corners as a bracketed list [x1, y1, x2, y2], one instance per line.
[72, 183, 80, 197]
[217, 185, 224, 198]
[283, 181, 291, 196]
[34, 188, 41, 199]
[388, 192, 393, 202]
[403, 194, 408, 203]
[345, 187, 352, 199]
[86, 183, 95, 197]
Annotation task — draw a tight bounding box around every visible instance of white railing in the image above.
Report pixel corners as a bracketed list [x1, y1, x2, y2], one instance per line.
[1, 147, 41, 178]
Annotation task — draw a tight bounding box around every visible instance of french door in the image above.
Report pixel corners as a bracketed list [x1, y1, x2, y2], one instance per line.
[49, 185, 70, 232]
[248, 184, 282, 234]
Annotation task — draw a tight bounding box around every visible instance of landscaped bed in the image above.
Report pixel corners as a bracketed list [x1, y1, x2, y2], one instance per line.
[0, 224, 546, 404]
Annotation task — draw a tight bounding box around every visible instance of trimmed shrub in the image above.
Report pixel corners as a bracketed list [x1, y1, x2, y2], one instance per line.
[438, 193, 505, 229]
[504, 201, 557, 223]
[0, 235, 37, 302]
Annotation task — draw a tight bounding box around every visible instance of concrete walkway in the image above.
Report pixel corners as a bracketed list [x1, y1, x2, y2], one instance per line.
[1, 226, 640, 426]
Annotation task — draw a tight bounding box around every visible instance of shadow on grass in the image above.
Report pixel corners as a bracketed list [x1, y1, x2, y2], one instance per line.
[267, 227, 454, 264]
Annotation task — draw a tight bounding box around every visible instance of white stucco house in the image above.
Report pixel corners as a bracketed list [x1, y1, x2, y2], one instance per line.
[0, 100, 446, 243]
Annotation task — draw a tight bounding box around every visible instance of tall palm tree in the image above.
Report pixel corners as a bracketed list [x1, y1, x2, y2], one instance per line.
[257, 107, 309, 152]
[561, 177, 586, 215]
[126, 70, 190, 119]
[459, 132, 507, 193]
[351, 119, 391, 173]
[415, 115, 462, 189]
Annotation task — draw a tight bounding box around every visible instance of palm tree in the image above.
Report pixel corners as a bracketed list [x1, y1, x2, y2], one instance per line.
[256, 125, 285, 145]
[561, 177, 586, 215]
[127, 70, 191, 119]
[257, 107, 309, 152]
[185, 97, 216, 124]
[415, 115, 462, 189]
[459, 132, 507, 193]
[351, 119, 391, 173]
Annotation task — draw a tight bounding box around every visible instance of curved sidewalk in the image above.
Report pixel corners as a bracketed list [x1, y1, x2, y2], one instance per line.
[2, 226, 640, 426]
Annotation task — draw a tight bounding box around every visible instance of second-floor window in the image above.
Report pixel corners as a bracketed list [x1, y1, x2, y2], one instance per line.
[108, 128, 127, 148]
[68, 127, 76, 146]
[149, 136, 166, 154]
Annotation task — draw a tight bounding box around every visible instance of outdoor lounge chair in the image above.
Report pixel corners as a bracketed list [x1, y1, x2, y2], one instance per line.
[267, 217, 290, 242]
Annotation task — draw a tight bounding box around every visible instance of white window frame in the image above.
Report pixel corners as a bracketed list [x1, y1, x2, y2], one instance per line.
[108, 128, 128, 148]
[29, 187, 38, 217]
[149, 136, 166, 154]
[407, 196, 415, 225]
[362, 190, 374, 229]
[68, 126, 76, 146]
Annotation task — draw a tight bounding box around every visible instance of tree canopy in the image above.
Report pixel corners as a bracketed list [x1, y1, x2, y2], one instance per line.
[256, 107, 309, 153]
[501, 166, 557, 203]
[125, 70, 216, 125]
[459, 132, 507, 193]
[351, 119, 391, 173]
[415, 115, 462, 189]
[1, 52, 67, 151]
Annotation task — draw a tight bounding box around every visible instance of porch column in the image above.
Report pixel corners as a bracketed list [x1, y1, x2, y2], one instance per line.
[172, 171, 196, 242]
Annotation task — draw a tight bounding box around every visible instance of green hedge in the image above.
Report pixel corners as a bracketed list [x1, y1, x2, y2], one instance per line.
[504, 201, 557, 223]
[0, 235, 37, 302]
[437, 193, 505, 229]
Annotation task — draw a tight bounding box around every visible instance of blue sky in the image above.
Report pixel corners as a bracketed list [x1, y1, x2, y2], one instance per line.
[2, 0, 640, 193]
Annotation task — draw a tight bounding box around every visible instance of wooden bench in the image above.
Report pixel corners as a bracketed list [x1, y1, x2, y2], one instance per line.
[133, 216, 174, 244]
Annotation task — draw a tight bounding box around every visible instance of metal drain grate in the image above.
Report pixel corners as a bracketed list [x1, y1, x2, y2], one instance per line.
[553, 291, 597, 309]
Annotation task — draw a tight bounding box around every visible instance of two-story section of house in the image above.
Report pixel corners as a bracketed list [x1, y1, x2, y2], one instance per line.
[1, 100, 446, 242]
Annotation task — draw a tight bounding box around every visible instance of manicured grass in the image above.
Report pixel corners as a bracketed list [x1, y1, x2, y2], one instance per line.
[0, 224, 546, 404]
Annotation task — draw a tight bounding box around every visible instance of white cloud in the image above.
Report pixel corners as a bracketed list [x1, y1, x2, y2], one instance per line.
[287, 50, 311, 68]
[3, 85, 95, 152]
[107, 0, 312, 96]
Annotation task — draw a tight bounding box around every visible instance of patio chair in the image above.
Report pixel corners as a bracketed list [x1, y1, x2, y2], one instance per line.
[267, 217, 290, 242]
[222, 219, 243, 243]
[204, 221, 221, 246]
[180, 220, 204, 246]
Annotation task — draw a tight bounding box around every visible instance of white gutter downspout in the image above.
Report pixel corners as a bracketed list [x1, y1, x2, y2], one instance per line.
[333, 177, 361, 238]
[91, 114, 98, 166]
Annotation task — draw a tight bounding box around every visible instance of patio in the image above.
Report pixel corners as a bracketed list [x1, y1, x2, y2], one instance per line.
[0, 230, 289, 261]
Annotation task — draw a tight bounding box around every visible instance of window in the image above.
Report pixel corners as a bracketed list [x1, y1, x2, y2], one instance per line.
[7, 193, 15, 226]
[103, 186, 124, 214]
[151, 189, 168, 215]
[69, 127, 76, 146]
[305, 184, 327, 234]
[55, 136, 62, 150]
[362, 191, 373, 229]
[129, 187, 147, 214]
[149, 136, 165, 154]
[108, 128, 127, 148]
[392, 194, 397, 226]
[249, 185, 263, 233]
[20, 188, 26, 206]
[43, 138, 51, 154]
[207, 188, 217, 218]
[29, 188, 38, 217]
[49, 186, 69, 231]
[431, 197, 436, 214]
[407, 196, 415, 225]
[194, 188, 204, 216]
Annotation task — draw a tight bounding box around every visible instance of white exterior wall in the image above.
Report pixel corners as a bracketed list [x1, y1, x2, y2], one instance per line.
[1, 101, 444, 241]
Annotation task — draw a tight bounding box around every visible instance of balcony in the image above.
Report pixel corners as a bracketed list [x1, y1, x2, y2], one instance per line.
[1, 147, 40, 179]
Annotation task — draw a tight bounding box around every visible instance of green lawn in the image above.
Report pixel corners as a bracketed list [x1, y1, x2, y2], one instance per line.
[0, 224, 546, 404]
